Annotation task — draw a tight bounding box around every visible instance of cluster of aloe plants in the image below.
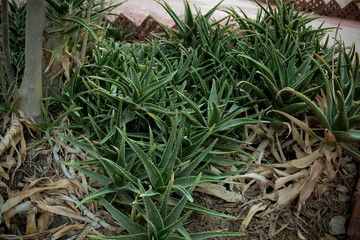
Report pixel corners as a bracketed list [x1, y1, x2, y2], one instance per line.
[45, 0, 360, 238]
[1, 0, 360, 239]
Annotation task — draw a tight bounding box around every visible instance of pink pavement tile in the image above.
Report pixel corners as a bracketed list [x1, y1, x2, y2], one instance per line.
[112, 0, 360, 49]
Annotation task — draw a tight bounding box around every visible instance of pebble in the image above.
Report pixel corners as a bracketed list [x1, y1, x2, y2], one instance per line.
[338, 194, 350, 203]
[329, 216, 346, 235]
[219, 219, 231, 230]
[336, 185, 349, 194]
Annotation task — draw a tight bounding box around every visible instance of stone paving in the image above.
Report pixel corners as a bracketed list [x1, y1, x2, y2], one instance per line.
[110, 0, 360, 48]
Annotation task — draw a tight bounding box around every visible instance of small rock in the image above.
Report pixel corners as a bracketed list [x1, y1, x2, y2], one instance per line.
[338, 194, 350, 203]
[344, 163, 357, 175]
[329, 216, 346, 235]
[219, 219, 231, 230]
[336, 185, 349, 194]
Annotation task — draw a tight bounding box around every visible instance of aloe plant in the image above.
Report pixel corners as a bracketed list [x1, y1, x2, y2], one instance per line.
[60, 113, 245, 239]
[276, 42, 360, 160]
[220, 0, 337, 122]
[158, 0, 226, 48]
[8, 0, 26, 80]
[44, 0, 125, 70]
[226, 0, 333, 54]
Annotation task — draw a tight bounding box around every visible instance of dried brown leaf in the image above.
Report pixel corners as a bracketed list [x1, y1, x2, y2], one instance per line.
[277, 180, 304, 206]
[25, 177, 53, 190]
[4, 201, 33, 228]
[76, 225, 93, 240]
[226, 173, 273, 188]
[271, 150, 322, 169]
[37, 202, 92, 223]
[70, 179, 87, 195]
[274, 170, 308, 190]
[291, 122, 306, 150]
[51, 224, 84, 240]
[196, 183, 242, 203]
[0, 166, 9, 180]
[26, 207, 38, 237]
[37, 211, 54, 232]
[0, 120, 23, 156]
[17, 118, 41, 138]
[1, 179, 70, 214]
[241, 202, 267, 230]
[322, 148, 336, 179]
[298, 160, 324, 209]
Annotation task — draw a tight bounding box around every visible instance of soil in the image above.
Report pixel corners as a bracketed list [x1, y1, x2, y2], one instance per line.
[0, 116, 358, 240]
[187, 170, 356, 240]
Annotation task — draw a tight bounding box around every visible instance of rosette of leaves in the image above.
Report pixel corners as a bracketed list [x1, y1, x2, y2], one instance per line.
[226, 0, 336, 118]
[226, 0, 333, 56]
[176, 78, 266, 160]
[60, 114, 245, 239]
[275, 43, 360, 160]
[158, 0, 229, 49]
[44, 0, 124, 68]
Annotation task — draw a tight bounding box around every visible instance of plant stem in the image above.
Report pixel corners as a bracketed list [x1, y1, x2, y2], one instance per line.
[80, 0, 93, 66]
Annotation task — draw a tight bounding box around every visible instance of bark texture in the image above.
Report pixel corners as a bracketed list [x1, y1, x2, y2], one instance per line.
[18, 0, 45, 122]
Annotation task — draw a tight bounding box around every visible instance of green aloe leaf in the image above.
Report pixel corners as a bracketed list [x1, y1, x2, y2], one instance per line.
[98, 197, 147, 235]
[160, 173, 174, 218]
[339, 142, 360, 162]
[63, 16, 98, 40]
[333, 130, 360, 143]
[279, 88, 332, 130]
[76, 183, 120, 207]
[158, 211, 193, 240]
[117, 127, 164, 187]
[164, 173, 201, 227]
[157, 0, 186, 34]
[46, 42, 66, 71]
[59, 134, 100, 158]
[349, 115, 360, 129]
[178, 139, 218, 178]
[238, 81, 272, 107]
[60, 164, 110, 185]
[208, 101, 221, 127]
[138, 180, 165, 232]
[182, 200, 235, 219]
[88, 114, 106, 140]
[99, 157, 139, 187]
[88, 234, 148, 240]
[190, 231, 246, 240]
[172, 185, 194, 202]
[163, 128, 183, 181]
[183, 0, 195, 29]
[175, 90, 207, 126]
[216, 118, 263, 132]
[333, 90, 349, 131]
[137, 71, 177, 104]
[159, 115, 178, 169]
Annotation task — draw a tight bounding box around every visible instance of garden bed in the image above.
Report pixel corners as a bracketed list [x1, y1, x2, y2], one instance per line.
[1, 0, 360, 239]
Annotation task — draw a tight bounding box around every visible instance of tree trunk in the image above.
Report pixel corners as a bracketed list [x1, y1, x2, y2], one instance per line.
[18, 0, 45, 123]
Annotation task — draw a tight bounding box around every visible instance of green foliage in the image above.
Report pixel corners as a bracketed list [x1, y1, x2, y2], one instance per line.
[277, 42, 360, 160]
[226, 0, 335, 118]
[4, 0, 360, 238]
[7, 0, 26, 80]
[42, 1, 360, 238]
